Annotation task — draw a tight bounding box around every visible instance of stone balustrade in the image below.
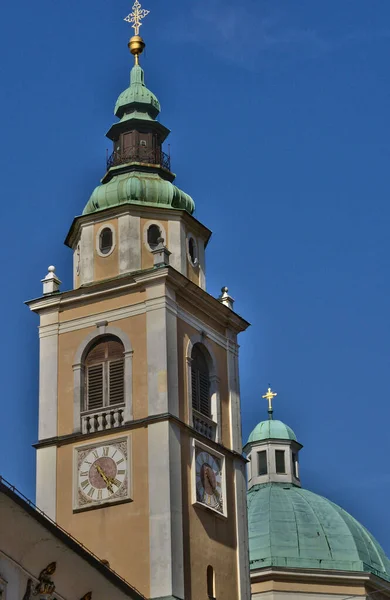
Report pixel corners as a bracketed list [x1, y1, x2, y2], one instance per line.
[81, 406, 125, 434]
[193, 410, 216, 441]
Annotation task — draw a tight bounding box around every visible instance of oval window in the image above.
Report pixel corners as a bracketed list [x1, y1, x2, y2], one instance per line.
[188, 236, 198, 266]
[99, 227, 113, 255]
[147, 224, 161, 250]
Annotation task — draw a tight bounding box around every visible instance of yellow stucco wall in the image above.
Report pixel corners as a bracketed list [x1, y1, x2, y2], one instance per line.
[56, 428, 150, 597]
[93, 219, 119, 282]
[181, 429, 239, 600]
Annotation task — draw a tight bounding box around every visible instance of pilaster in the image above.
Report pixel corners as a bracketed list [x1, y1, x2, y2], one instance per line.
[148, 421, 184, 600]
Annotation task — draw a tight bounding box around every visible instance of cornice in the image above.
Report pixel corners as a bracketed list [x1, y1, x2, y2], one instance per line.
[27, 266, 250, 335]
[33, 412, 247, 465]
[65, 204, 212, 249]
[251, 566, 390, 592]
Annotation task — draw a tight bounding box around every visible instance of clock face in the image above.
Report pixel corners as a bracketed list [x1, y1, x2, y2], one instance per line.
[76, 439, 129, 508]
[195, 447, 224, 514]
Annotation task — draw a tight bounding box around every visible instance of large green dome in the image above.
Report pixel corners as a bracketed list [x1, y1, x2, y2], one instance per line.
[248, 483, 390, 581]
[247, 420, 297, 445]
[84, 171, 195, 215]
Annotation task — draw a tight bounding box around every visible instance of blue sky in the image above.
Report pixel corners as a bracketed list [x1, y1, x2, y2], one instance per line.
[1, 0, 390, 554]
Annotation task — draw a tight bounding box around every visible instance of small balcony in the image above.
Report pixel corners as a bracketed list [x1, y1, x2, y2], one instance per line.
[193, 410, 217, 441]
[81, 405, 125, 434]
[107, 146, 171, 172]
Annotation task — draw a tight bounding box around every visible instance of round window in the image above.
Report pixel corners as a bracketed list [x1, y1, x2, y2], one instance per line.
[99, 227, 113, 255]
[147, 224, 162, 250]
[188, 236, 198, 266]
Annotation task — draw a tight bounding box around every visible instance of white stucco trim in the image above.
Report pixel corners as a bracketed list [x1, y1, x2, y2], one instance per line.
[146, 295, 168, 416]
[73, 326, 133, 432]
[233, 457, 251, 600]
[36, 446, 57, 520]
[119, 214, 141, 273]
[38, 295, 231, 352]
[168, 220, 187, 276]
[38, 319, 59, 440]
[227, 332, 242, 452]
[79, 223, 94, 285]
[198, 238, 206, 289]
[185, 334, 220, 441]
[143, 220, 167, 252]
[148, 421, 184, 600]
[95, 224, 116, 258]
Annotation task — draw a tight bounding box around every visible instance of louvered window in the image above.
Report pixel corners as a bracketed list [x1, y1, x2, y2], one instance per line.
[84, 337, 125, 411]
[191, 344, 211, 417]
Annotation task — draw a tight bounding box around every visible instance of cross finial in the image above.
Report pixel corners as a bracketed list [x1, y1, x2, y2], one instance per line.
[124, 0, 150, 36]
[262, 385, 277, 420]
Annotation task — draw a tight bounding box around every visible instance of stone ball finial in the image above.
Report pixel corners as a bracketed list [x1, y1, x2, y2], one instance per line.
[48, 266, 56, 273]
[221, 286, 229, 293]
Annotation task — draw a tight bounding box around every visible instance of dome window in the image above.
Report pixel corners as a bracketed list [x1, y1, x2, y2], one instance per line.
[187, 235, 198, 266]
[258, 451, 268, 476]
[147, 224, 162, 250]
[99, 227, 114, 256]
[293, 452, 299, 479]
[275, 450, 286, 474]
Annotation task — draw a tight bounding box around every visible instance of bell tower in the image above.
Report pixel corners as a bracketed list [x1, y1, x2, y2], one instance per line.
[28, 5, 250, 600]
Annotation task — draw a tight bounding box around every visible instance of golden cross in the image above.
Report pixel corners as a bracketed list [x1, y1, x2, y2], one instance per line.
[262, 386, 277, 415]
[124, 0, 150, 36]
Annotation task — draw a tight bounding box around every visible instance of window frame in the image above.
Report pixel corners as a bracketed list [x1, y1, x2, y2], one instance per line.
[191, 344, 211, 417]
[73, 326, 134, 433]
[257, 450, 268, 476]
[186, 335, 220, 443]
[84, 338, 125, 413]
[144, 220, 167, 252]
[187, 234, 199, 267]
[96, 224, 116, 257]
[275, 449, 286, 474]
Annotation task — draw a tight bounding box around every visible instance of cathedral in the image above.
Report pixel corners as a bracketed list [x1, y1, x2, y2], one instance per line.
[0, 4, 390, 600]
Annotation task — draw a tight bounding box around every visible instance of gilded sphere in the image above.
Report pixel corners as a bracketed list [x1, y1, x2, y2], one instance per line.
[128, 35, 145, 56]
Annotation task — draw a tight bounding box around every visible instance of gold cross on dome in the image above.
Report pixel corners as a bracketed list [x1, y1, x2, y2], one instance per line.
[262, 386, 277, 414]
[124, 0, 150, 36]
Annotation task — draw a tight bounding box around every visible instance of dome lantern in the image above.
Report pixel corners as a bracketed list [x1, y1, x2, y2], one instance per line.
[244, 387, 302, 489]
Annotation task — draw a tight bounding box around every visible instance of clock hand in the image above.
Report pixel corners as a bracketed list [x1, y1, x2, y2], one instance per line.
[95, 464, 114, 494]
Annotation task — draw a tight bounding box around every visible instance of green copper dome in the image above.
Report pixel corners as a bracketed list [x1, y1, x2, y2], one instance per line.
[247, 420, 297, 445]
[115, 64, 160, 120]
[248, 483, 390, 580]
[83, 170, 195, 215]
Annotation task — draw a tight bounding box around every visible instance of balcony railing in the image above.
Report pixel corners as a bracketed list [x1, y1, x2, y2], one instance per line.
[81, 405, 125, 434]
[107, 146, 171, 171]
[193, 410, 217, 441]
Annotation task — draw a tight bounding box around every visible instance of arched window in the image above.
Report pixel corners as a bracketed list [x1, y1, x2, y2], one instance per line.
[84, 336, 124, 411]
[191, 344, 210, 417]
[207, 566, 215, 600]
